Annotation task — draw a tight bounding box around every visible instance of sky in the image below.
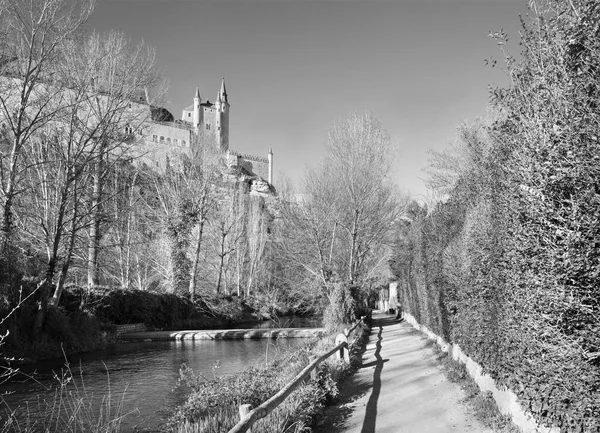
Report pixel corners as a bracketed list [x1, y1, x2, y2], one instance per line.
[88, 0, 528, 200]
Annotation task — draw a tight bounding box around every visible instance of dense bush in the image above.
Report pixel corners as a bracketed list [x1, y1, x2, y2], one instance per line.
[392, 2, 600, 431]
[57, 286, 257, 330]
[1, 283, 105, 361]
[1, 284, 259, 362]
[323, 282, 359, 332]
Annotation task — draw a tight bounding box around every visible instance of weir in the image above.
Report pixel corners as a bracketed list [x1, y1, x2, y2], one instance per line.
[118, 327, 325, 342]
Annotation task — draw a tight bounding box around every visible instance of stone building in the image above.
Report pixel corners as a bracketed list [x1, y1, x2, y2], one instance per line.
[140, 79, 274, 188]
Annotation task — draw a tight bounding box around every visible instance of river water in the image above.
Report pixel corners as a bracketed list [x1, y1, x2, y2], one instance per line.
[0, 316, 321, 432]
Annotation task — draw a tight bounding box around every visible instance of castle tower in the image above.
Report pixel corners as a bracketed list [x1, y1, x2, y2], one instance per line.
[215, 78, 229, 152]
[193, 86, 202, 130]
[268, 146, 273, 185]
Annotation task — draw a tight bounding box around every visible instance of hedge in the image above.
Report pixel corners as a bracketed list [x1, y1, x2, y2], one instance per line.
[391, 2, 600, 429]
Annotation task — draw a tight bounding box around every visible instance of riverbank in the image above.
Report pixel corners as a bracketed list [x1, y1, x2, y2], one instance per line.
[1, 285, 312, 365]
[169, 318, 370, 433]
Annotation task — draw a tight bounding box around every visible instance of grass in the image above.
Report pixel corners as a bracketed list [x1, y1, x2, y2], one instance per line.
[435, 344, 521, 433]
[170, 322, 370, 433]
[0, 361, 132, 433]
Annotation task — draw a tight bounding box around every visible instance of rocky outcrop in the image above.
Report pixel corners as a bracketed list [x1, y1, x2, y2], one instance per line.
[249, 177, 276, 197]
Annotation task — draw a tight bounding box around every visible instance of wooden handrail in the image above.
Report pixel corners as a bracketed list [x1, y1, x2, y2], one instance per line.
[228, 316, 366, 433]
[346, 318, 363, 336]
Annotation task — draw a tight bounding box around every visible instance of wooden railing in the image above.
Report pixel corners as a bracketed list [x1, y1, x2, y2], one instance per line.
[228, 315, 369, 433]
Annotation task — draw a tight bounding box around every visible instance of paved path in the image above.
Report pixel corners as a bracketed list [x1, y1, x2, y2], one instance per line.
[318, 314, 491, 433]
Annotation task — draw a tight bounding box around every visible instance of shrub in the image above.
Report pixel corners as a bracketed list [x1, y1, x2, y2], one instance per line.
[169, 327, 367, 433]
[393, 4, 600, 426]
[323, 282, 358, 332]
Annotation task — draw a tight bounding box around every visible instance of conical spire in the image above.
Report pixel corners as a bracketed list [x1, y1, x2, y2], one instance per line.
[219, 77, 228, 103]
[194, 86, 201, 100]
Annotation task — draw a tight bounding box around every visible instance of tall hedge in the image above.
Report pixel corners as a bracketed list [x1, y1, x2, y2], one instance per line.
[391, 2, 600, 431]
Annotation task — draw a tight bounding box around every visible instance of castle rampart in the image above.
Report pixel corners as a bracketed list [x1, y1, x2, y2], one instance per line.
[228, 149, 269, 164]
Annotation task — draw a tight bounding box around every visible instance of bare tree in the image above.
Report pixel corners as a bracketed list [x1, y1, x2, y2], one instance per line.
[70, 31, 163, 288]
[186, 137, 222, 300]
[152, 136, 223, 296]
[243, 195, 268, 297]
[323, 111, 405, 284]
[280, 112, 406, 306]
[210, 182, 243, 295]
[0, 0, 94, 277]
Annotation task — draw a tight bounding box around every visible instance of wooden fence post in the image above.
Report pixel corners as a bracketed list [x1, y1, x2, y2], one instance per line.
[309, 355, 318, 381]
[239, 404, 252, 433]
[335, 333, 349, 363]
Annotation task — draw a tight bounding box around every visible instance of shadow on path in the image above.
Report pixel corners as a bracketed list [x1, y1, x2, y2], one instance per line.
[361, 323, 383, 433]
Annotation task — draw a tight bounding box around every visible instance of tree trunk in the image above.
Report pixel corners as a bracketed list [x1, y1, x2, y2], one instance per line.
[52, 189, 79, 307]
[215, 230, 227, 294]
[348, 209, 360, 283]
[188, 219, 205, 301]
[0, 140, 20, 279]
[87, 156, 104, 288]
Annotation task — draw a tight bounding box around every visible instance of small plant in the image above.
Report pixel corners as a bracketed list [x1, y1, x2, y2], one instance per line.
[0, 361, 132, 433]
[169, 325, 369, 433]
[441, 354, 519, 433]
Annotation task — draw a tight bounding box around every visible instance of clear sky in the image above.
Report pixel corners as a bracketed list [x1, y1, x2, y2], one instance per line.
[88, 0, 528, 200]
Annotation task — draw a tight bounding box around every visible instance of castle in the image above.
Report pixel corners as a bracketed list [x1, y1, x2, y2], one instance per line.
[0, 63, 274, 190]
[142, 79, 274, 187]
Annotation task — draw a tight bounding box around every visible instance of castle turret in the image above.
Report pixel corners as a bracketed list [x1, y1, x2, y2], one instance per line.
[216, 78, 230, 152]
[219, 78, 228, 104]
[214, 89, 222, 111]
[193, 86, 201, 130]
[268, 146, 273, 185]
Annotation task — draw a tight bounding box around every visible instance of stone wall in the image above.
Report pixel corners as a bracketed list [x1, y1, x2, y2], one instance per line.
[115, 323, 147, 336]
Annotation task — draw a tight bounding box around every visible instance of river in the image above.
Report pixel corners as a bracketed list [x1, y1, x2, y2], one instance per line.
[0, 316, 321, 432]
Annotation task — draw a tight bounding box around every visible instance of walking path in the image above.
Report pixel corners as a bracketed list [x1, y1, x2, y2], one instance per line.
[318, 313, 491, 433]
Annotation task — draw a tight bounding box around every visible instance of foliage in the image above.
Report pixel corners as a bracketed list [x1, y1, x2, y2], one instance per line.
[441, 353, 519, 433]
[169, 327, 366, 433]
[66, 286, 256, 330]
[0, 285, 258, 362]
[322, 282, 358, 332]
[393, 1, 600, 430]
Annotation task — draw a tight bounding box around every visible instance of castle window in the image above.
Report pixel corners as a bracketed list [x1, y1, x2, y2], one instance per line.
[167, 138, 171, 144]
[152, 135, 157, 142]
[206, 124, 211, 130]
[182, 140, 186, 146]
[160, 136, 164, 143]
[188, 113, 191, 117]
[173, 138, 178, 145]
